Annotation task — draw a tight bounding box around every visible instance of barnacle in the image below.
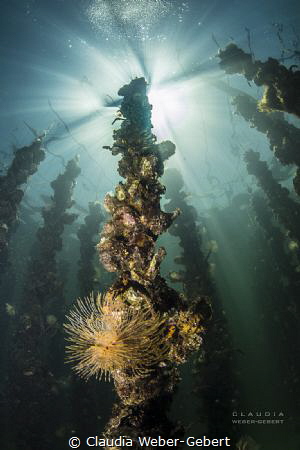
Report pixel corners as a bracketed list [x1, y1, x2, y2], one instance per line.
[64, 292, 169, 381]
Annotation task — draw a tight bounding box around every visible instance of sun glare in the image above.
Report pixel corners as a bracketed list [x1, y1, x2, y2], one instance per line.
[148, 83, 188, 138]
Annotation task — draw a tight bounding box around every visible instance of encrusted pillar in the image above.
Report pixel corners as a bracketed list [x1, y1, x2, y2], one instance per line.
[65, 78, 210, 445]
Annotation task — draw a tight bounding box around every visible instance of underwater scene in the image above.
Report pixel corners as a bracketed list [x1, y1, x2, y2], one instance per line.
[1, 0, 300, 449]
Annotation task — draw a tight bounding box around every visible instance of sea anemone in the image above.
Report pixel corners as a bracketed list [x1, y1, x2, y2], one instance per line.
[64, 293, 169, 381]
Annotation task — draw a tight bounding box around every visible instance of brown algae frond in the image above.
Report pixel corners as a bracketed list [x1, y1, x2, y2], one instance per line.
[64, 293, 169, 381]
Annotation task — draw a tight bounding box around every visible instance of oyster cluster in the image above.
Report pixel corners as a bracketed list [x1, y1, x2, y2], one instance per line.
[77, 201, 104, 296]
[0, 137, 45, 274]
[218, 43, 300, 118]
[245, 149, 300, 243]
[98, 79, 179, 288]
[232, 94, 300, 197]
[65, 78, 209, 416]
